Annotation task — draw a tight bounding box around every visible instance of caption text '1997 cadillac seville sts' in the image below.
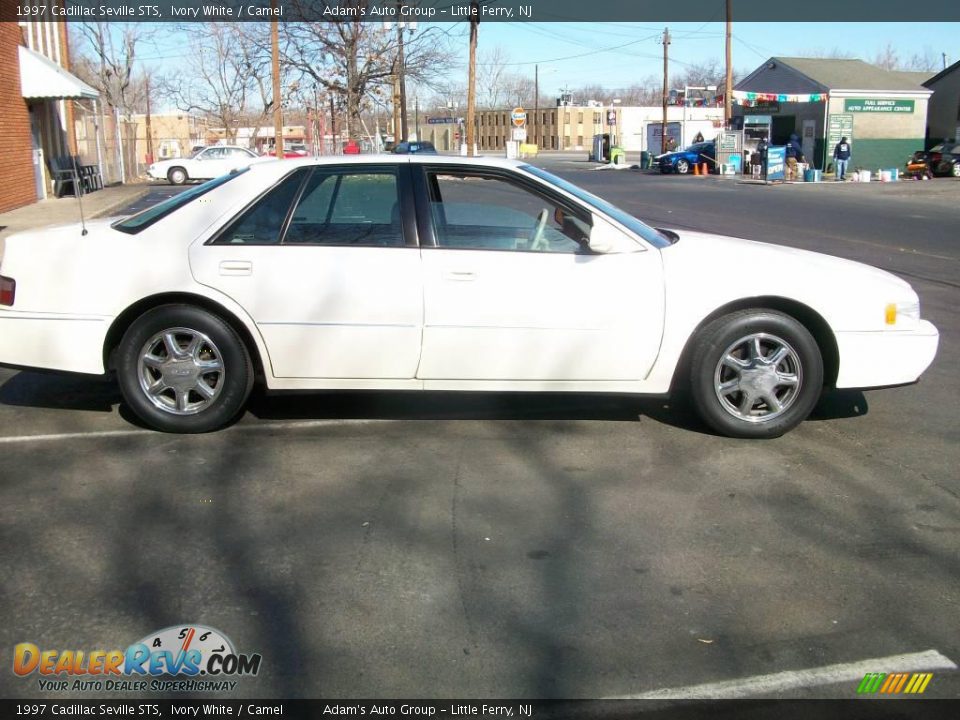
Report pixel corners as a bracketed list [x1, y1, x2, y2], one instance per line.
[0, 156, 939, 438]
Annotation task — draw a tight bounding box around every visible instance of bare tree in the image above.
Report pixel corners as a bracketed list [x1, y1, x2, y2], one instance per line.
[161, 23, 277, 144]
[797, 47, 856, 60]
[71, 22, 151, 116]
[873, 42, 901, 71]
[281, 14, 453, 138]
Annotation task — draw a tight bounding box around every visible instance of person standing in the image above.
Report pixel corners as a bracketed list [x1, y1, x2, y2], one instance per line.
[833, 136, 851, 181]
[785, 133, 804, 180]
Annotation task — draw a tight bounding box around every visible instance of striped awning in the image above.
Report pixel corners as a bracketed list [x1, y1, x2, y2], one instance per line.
[19, 45, 99, 100]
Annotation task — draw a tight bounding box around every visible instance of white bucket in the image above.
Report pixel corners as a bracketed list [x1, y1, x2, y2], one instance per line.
[860, 170, 872, 182]
[880, 170, 892, 182]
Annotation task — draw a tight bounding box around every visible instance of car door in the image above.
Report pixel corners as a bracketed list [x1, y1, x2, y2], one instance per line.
[189, 163, 423, 380]
[415, 165, 665, 382]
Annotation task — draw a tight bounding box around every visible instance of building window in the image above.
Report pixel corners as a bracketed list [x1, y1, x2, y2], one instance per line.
[577, 135, 583, 147]
[577, 112, 583, 124]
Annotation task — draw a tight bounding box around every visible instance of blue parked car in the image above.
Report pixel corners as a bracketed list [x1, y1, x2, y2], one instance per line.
[657, 141, 716, 174]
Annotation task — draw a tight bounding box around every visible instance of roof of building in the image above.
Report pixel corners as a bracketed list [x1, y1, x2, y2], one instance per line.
[923, 59, 960, 88]
[737, 57, 932, 94]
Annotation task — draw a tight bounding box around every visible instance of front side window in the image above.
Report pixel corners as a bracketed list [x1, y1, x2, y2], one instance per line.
[426, 170, 589, 253]
[284, 167, 402, 246]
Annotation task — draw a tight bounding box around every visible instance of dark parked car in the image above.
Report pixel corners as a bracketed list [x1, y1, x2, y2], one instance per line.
[393, 141, 438, 155]
[907, 142, 960, 178]
[657, 141, 715, 174]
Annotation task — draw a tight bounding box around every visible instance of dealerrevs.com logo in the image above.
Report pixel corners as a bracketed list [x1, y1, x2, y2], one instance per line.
[13, 624, 261, 692]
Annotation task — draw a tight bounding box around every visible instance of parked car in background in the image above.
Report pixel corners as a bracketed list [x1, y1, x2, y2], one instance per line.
[0, 156, 938, 438]
[906, 142, 960, 178]
[393, 141, 438, 155]
[146, 145, 264, 185]
[657, 141, 716, 174]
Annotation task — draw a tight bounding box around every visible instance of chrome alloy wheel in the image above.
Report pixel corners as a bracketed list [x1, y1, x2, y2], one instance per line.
[138, 328, 225, 415]
[713, 332, 803, 423]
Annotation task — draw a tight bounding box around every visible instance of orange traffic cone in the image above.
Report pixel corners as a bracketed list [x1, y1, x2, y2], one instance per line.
[700, 162, 709, 175]
[693, 163, 700, 175]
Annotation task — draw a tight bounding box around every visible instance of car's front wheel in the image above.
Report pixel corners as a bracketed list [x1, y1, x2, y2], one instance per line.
[116, 305, 254, 433]
[675, 159, 690, 174]
[688, 310, 823, 438]
[951, 162, 960, 178]
[167, 167, 188, 185]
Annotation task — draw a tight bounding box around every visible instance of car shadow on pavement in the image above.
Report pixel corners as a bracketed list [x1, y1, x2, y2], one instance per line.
[0, 371, 869, 433]
[0, 370, 120, 412]
[809, 389, 869, 420]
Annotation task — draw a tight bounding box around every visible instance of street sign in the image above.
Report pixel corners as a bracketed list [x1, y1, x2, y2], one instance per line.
[512, 128, 527, 142]
[511, 107, 527, 128]
[427, 117, 456, 125]
[607, 109, 616, 126]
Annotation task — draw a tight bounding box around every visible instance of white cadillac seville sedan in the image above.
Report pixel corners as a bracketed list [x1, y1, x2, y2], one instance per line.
[0, 156, 939, 437]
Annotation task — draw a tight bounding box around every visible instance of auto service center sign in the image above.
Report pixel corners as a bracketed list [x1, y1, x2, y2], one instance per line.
[843, 98, 915, 113]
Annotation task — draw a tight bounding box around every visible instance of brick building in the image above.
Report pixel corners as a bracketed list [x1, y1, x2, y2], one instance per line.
[0, 13, 98, 212]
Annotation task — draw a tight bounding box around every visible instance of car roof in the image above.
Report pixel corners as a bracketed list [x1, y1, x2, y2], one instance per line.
[248, 154, 529, 173]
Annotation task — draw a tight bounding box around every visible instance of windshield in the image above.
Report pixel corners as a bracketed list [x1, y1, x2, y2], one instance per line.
[112, 168, 249, 234]
[521, 165, 673, 249]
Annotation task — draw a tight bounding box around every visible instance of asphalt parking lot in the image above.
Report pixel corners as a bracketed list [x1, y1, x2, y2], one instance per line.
[1, 166, 958, 702]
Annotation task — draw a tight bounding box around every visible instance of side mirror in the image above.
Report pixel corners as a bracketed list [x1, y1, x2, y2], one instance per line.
[587, 215, 643, 254]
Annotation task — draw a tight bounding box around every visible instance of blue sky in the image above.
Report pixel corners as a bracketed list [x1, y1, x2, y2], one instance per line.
[435, 22, 953, 93]
[132, 21, 954, 103]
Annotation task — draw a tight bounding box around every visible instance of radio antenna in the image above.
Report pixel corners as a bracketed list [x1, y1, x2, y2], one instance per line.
[72, 158, 88, 236]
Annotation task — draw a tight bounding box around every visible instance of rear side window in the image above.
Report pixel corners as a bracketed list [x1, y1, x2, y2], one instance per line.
[211, 169, 309, 245]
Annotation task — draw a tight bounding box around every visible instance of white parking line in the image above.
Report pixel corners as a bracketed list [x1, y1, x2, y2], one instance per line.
[0, 418, 388, 445]
[607, 649, 957, 699]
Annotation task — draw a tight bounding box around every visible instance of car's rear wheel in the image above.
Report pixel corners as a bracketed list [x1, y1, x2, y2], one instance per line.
[168, 167, 188, 185]
[675, 159, 690, 174]
[688, 310, 823, 438]
[116, 305, 253, 433]
[951, 162, 960, 178]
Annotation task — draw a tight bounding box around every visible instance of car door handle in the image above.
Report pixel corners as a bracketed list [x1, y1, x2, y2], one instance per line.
[219, 260, 252, 276]
[442, 270, 477, 282]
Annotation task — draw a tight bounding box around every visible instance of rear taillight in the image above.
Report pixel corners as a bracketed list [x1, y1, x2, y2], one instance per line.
[931, 153, 942, 162]
[0, 275, 15, 306]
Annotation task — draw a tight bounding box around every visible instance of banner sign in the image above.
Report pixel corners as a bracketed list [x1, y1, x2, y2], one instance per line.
[843, 98, 915, 113]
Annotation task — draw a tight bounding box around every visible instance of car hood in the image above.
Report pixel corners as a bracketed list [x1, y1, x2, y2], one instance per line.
[658, 229, 917, 331]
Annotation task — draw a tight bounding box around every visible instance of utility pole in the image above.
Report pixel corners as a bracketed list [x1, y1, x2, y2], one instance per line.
[144, 73, 154, 163]
[466, 0, 479, 157]
[661, 27, 671, 154]
[271, 4, 283, 156]
[725, 0, 733, 126]
[533, 64, 539, 148]
[395, 6, 409, 141]
[392, 57, 401, 144]
[943, 52, 948, 70]
[330, 96, 337, 151]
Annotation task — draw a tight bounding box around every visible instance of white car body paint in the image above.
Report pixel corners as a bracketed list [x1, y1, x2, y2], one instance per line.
[145, 145, 267, 183]
[0, 155, 939, 401]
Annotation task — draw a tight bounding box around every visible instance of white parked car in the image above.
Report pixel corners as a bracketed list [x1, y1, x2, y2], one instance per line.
[146, 145, 264, 185]
[0, 156, 939, 437]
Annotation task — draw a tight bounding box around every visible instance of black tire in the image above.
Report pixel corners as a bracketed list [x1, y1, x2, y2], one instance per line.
[952, 162, 960, 179]
[116, 305, 254, 433]
[675, 159, 690, 175]
[688, 310, 823, 439]
[168, 167, 188, 185]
